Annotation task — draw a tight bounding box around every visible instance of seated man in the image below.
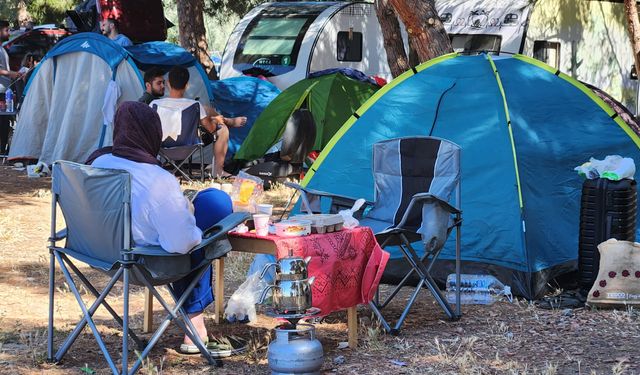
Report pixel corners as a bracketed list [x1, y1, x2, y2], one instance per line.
[150, 66, 246, 177]
[138, 67, 165, 105]
[87, 101, 232, 353]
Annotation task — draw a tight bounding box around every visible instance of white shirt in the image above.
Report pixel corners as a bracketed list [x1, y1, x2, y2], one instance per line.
[149, 97, 207, 140]
[92, 154, 202, 254]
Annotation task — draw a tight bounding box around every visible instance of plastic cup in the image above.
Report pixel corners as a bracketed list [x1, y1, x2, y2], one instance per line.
[256, 203, 273, 217]
[211, 182, 221, 190]
[253, 214, 270, 236]
[221, 183, 233, 195]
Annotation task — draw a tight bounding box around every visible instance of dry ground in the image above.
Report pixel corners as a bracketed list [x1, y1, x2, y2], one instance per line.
[0, 165, 639, 374]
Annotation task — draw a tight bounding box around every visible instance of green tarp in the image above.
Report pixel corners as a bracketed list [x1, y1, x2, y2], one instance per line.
[235, 72, 378, 160]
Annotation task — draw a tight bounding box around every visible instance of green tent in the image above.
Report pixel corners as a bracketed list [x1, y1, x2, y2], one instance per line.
[234, 72, 379, 161]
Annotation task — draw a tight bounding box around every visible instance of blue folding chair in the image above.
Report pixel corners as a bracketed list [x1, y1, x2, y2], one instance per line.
[289, 136, 462, 334]
[47, 161, 248, 374]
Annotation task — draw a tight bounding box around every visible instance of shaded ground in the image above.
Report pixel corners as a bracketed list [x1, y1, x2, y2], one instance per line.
[0, 166, 639, 374]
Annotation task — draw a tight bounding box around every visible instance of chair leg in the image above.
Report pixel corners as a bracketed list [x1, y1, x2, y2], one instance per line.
[199, 146, 204, 182]
[47, 251, 55, 361]
[53, 252, 119, 374]
[122, 266, 130, 375]
[128, 266, 219, 374]
[61, 256, 145, 350]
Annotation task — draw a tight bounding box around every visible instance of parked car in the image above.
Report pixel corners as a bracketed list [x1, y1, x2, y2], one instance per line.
[2, 25, 70, 71]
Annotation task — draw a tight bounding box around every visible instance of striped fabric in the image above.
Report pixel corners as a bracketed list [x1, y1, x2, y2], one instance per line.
[362, 137, 460, 234]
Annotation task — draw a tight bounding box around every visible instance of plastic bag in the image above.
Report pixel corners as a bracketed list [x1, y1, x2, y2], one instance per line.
[575, 155, 636, 180]
[248, 254, 276, 284]
[338, 198, 366, 229]
[230, 171, 264, 213]
[224, 271, 269, 323]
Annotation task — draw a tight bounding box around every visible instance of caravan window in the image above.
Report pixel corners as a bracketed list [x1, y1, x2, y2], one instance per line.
[337, 31, 363, 62]
[533, 41, 560, 69]
[234, 9, 319, 76]
[450, 34, 501, 55]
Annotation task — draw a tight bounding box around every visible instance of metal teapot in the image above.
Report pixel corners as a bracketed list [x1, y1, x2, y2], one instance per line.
[261, 250, 312, 281]
[259, 276, 315, 313]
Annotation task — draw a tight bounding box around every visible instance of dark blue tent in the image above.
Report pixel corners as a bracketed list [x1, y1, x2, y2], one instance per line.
[299, 53, 640, 298]
[210, 77, 281, 158]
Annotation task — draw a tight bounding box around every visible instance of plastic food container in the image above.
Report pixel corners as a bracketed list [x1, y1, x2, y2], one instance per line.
[291, 214, 344, 234]
[274, 220, 311, 237]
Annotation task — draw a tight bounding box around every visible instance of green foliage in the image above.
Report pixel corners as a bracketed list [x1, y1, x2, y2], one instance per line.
[163, 0, 252, 52]
[204, 0, 266, 18]
[28, 0, 77, 25]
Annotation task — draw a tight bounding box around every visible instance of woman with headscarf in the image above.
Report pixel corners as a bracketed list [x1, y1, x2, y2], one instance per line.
[87, 101, 232, 353]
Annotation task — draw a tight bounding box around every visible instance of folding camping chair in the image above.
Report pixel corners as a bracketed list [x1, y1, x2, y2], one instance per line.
[47, 161, 248, 374]
[289, 136, 462, 334]
[153, 102, 206, 182]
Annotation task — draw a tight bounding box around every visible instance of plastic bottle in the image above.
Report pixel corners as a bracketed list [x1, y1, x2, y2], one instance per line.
[5, 88, 13, 113]
[445, 274, 512, 305]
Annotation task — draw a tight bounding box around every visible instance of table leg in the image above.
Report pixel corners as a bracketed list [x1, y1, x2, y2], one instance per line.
[214, 258, 224, 324]
[347, 306, 358, 348]
[143, 288, 153, 333]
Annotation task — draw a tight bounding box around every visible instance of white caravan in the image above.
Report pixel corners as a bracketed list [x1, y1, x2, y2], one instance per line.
[222, 0, 638, 113]
[220, 1, 401, 90]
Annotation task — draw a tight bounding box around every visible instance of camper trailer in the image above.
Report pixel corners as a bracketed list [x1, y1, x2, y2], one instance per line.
[223, 0, 637, 113]
[220, 1, 400, 90]
[438, 0, 638, 114]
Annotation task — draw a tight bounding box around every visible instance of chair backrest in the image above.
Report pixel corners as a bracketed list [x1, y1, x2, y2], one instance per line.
[52, 161, 131, 270]
[152, 102, 201, 148]
[366, 137, 461, 231]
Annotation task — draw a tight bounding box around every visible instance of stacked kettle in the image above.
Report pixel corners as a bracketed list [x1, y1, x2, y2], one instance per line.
[259, 251, 324, 375]
[259, 250, 315, 313]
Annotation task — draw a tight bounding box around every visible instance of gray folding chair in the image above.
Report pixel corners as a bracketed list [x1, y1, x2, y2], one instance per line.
[47, 161, 248, 374]
[153, 102, 205, 182]
[288, 136, 462, 334]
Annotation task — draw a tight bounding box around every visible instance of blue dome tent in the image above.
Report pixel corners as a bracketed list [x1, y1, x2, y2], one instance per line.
[210, 76, 281, 158]
[299, 53, 640, 299]
[126, 41, 214, 106]
[9, 33, 143, 165]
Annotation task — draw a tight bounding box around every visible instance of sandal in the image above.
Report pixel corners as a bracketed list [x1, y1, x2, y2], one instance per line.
[179, 338, 209, 354]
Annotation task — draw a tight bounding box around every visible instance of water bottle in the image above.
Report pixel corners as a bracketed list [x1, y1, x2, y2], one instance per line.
[445, 274, 512, 305]
[5, 88, 13, 113]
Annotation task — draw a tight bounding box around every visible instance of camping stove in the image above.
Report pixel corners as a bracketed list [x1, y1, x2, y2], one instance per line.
[264, 307, 324, 375]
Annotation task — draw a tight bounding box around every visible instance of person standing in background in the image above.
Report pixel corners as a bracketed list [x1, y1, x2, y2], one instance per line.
[101, 17, 133, 47]
[0, 20, 22, 153]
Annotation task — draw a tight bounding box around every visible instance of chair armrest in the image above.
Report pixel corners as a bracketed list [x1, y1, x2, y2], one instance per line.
[411, 193, 461, 214]
[50, 228, 68, 241]
[284, 182, 373, 214]
[129, 212, 249, 256]
[193, 212, 250, 251]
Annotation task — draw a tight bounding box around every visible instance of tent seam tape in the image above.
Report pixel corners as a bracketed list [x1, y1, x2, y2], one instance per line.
[513, 54, 640, 149]
[486, 55, 524, 209]
[300, 52, 459, 187]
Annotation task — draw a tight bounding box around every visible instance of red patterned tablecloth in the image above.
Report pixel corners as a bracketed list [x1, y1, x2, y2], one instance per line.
[230, 226, 389, 316]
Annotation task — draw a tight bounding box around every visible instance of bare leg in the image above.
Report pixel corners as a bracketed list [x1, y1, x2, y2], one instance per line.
[213, 124, 229, 177]
[182, 311, 208, 345]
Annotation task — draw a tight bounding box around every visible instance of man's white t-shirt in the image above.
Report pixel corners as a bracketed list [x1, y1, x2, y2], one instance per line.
[92, 153, 202, 254]
[149, 97, 207, 140]
[0, 46, 11, 93]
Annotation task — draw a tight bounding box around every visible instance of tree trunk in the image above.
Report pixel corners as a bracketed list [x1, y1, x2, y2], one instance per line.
[625, 0, 640, 82]
[375, 0, 409, 78]
[176, 0, 219, 80]
[389, 0, 452, 63]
